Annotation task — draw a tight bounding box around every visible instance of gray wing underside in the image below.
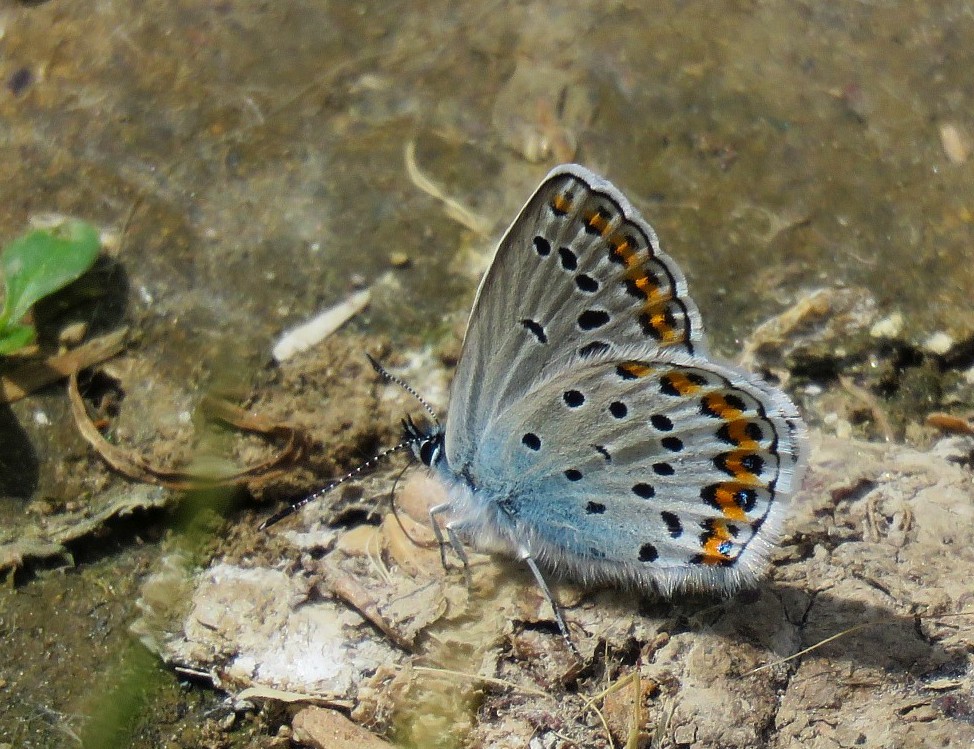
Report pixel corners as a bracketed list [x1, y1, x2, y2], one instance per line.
[445, 165, 705, 469]
[464, 347, 807, 582]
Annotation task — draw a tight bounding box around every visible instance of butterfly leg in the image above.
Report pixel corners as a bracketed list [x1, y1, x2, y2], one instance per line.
[520, 552, 581, 659]
[429, 502, 473, 585]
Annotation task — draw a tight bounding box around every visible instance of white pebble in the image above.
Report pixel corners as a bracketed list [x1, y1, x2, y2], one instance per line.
[923, 331, 954, 355]
[869, 312, 903, 339]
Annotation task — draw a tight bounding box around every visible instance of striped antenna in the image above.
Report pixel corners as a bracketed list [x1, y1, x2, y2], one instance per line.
[258, 437, 420, 530]
[366, 353, 440, 425]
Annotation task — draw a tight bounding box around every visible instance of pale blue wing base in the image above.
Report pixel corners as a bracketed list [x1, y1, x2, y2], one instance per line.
[446, 165, 705, 472]
[433, 343, 807, 596]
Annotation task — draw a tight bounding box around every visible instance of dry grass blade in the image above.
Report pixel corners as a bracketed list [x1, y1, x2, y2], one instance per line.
[404, 140, 492, 236]
[745, 622, 876, 676]
[839, 375, 896, 442]
[581, 670, 639, 749]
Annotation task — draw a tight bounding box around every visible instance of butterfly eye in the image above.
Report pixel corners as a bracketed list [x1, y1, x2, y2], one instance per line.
[419, 438, 440, 466]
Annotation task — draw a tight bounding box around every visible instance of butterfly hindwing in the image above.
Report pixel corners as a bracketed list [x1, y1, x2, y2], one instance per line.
[453, 344, 806, 594]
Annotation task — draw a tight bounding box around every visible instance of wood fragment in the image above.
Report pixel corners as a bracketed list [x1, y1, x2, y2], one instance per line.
[325, 571, 417, 652]
[272, 289, 371, 362]
[234, 685, 353, 710]
[0, 328, 127, 403]
[925, 413, 974, 436]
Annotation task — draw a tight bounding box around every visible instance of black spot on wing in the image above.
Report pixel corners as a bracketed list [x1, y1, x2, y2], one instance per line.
[563, 390, 585, 407]
[579, 341, 610, 358]
[578, 309, 611, 330]
[575, 274, 599, 293]
[558, 247, 578, 270]
[638, 543, 658, 562]
[632, 483, 655, 499]
[661, 511, 683, 538]
[520, 319, 547, 343]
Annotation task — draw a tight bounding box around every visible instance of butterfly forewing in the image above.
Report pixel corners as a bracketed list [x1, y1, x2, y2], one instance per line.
[446, 165, 705, 470]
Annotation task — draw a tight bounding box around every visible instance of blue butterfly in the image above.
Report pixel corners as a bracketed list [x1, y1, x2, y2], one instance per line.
[264, 164, 807, 650]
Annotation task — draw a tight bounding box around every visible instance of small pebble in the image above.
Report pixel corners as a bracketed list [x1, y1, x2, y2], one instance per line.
[58, 321, 88, 347]
[292, 706, 394, 749]
[923, 331, 954, 355]
[940, 123, 970, 164]
[869, 312, 903, 339]
[388, 252, 411, 268]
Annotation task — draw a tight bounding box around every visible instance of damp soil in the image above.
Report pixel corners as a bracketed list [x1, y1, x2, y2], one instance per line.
[1, 2, 973, 748]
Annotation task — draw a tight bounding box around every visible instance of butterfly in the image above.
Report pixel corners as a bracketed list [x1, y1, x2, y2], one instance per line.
[264, 164, 807, 650]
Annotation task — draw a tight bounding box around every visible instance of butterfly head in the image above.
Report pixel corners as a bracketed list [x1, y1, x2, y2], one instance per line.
[402, 415, 444, 467]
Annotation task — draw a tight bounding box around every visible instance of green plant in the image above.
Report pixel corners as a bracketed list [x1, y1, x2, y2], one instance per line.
[0, 219, 101, 354]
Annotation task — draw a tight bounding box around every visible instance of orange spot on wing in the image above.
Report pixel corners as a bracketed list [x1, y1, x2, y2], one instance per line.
[710, 483, 750, 522]
[551, 194, 573, 214]
[586, 210, 610, 235]
[719, 450, 762, 485]
[618, 361, 654, 378]
[724, 419, 759, 449]
[609, 234, 636, 265]
[702, 393, 744, 420]
[629, 272, 671, 305]
[649, 310, 678, 341]
[662, 371, 702, 396]
[700, 520, 735, 565]
[630, 273, 654, 294]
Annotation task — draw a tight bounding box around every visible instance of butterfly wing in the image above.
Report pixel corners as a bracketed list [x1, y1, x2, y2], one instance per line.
[455, 344, 807, 594]
[446, 165, 705, 470]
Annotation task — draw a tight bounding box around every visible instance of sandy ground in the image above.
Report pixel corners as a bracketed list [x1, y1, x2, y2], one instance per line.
[1, 2, 973, 747]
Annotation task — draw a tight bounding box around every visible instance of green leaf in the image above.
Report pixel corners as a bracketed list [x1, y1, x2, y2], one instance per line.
[0, 323, 37, 354]
[0, 219, 101, 328]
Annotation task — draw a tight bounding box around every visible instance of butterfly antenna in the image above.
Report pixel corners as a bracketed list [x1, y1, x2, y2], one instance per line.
[366, 353, 439, 426]
[258, 437, 419, 530]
